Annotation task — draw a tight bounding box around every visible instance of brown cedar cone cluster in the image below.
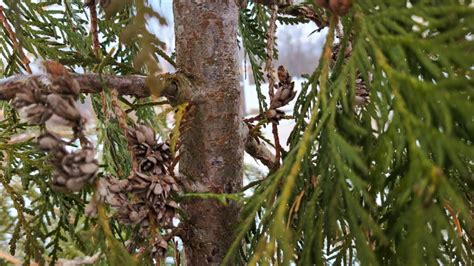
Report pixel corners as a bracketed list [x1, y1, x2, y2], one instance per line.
[266, 65, 296, 123]
[354, 74, 369, 106]
[331, 40, 370, 107]
[87, 124, 178, 258]
[315, 0, 353, 16]
[11, 60, 98, 191]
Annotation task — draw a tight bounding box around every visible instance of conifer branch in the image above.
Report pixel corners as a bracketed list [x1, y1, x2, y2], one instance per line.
[253, 1, 329, 29]
[265, 5, 278, 101]
[110, 89, 138, 171]
[0, 72, 276, 170]
[88, 4, 100, 56]
[253, 0, 292, 5]
[265, 5, 282, 168]
[0, 73, 172, 100]
[280, 4, 328, 29]
[0, 5, 31, 74]
[87, 2, 110, 118]
[244, 124, 276, 170]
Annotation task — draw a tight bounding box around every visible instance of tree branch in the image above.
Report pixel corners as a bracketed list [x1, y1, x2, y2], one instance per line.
[0, 72, 275, 169]
[280, 4, 329, 29]
[0, 73, 180, 101]
[253, 0, 292, 6]
[252, 1, 329, 29]
[243, 124, 276, 170]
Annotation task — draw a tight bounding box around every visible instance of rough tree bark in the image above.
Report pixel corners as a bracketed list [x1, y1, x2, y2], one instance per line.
[173, 2, 244, 265]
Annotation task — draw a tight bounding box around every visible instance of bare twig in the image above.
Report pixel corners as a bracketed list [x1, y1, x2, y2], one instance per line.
[264, 5, 282, 168]
[444, 201, 463, 237]
[271, 123, 281, 168]
[87, 3, 110, 118]
[243, 114, 262, 123]
[0, 5, 31, 73]
[110, 89, 138, 171]
[265, 5, 278, 101]
[243, 124, 276, 169]
[88, 4, 100, 56]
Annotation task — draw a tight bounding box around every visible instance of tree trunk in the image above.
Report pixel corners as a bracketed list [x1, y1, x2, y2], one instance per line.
[173, 2, 243, 265]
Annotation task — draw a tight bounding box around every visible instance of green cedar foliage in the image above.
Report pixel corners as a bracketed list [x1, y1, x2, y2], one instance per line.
[0, 0, 171, 264]
[228, 1, 474, 265]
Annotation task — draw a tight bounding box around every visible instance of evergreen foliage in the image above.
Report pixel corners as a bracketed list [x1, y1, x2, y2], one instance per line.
[0, 0, 472, 265]
[229, 1, 474, 265]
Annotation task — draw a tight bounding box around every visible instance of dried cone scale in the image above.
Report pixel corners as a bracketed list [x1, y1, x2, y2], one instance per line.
[271, 66, 296, 109]
[266, 65, 296, 122]
[355, 75, 370, 106]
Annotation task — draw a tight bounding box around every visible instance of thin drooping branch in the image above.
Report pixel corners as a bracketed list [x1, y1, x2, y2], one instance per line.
[0, 5, 31, 73]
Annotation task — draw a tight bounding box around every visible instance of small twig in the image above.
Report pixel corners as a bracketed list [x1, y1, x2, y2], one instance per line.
[444, 201, 463, 237]
[88, 3, 110, 117]
[272, 123, 281, 168]
[244, 124, 276, 169]
[125, 100, 169, 113]
[265, 4, 279, 101]
[0, 5, 31, 73]
[110, 89, 138, 171]
[265, 5, 282, 168]
[89, 4, 100, 56]
[243, 114, 262, 123]
[169, 152, 182, 174]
